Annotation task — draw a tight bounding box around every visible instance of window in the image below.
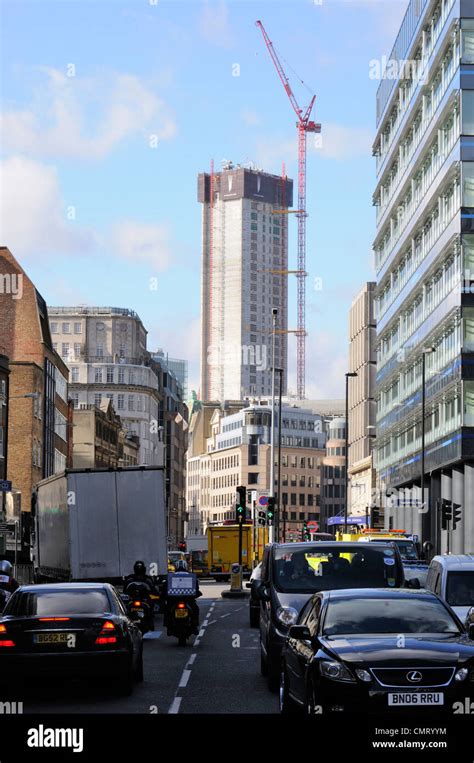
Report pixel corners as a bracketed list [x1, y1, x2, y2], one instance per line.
[61, 343, 70, 358]
[462, 22, 474, 64]
[290, 493, 297, 506]
[94, 368, 103, 383]
[248, 473, 259, 485]
[117, 394, 124, 410]
[73, 343, 81, 358]
[94, 393, 102, 408]
[118, 368, 125, 384]
[62, 323, 70, 334]
[299, 494, 305, 506]
[128, 395, 135, 411]
[96, 344, 104, 358]
[71, 367, 79, 383]
[74, 322, 82, 334]
[50, 322, 58, 334]
[106, 367, 114, 383]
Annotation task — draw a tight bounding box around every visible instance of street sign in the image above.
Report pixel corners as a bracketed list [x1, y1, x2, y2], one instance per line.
[258, 496, 268, 507]
[307, 521, 319, 531]
[0, 523, 15, 534]
[0, 481, 12, 492]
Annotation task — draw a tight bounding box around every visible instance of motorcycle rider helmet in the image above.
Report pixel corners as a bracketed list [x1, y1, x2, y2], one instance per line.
[175, 559, 188, 572]
[133, 560, 147, 576]
[0, 560, 12, 577]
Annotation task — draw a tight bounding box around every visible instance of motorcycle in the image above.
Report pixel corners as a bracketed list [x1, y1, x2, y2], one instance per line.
[124, 581, 155, 634]
[165, 597, 198, 646]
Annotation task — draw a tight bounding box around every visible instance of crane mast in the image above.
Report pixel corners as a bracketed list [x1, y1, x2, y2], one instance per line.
[256, 19, 321, 400]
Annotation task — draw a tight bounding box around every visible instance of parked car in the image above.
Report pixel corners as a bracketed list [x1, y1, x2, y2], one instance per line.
[257, 541, 405, 691]
[280, 588, 474, 715]
[425, 554, 474, 621]
[0, 583, 143, 695]
[247, 563, 262, 628]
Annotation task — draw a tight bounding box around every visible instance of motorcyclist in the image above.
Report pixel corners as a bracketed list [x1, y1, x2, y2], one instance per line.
[160, 559, 202, 635]
[0, 560, 19, 597]
[123, 560, 160, 630]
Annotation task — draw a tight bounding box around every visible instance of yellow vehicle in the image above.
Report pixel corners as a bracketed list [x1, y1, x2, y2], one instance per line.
[335, 529, 420, 561]
[207, 524, 268, 580]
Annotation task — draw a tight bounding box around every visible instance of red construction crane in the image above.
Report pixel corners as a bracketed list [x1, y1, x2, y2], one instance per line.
[256, 19, 321, 400]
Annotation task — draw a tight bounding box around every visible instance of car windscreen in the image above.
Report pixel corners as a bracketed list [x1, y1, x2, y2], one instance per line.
[368, 539, 418, 560]
[323, 597, 461, 636]
[7, 589, 112, 616]
[446, 571, 474, 607]
[272, 546, 401, 593]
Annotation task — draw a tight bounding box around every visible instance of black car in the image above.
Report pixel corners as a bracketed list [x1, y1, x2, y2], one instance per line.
[280, 588, 474, 715]
[258, 541, 405, 691]
[247, 563, 262, 628]
[0, 583, 143, 695]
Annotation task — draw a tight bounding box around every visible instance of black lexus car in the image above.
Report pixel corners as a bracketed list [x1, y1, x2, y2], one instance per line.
[280, 588, 474, 715]
[0, 583, 143, 695]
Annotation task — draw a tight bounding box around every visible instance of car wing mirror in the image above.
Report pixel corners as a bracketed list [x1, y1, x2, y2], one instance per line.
[468, 624, 474, 642]
[257, 582, 271, 602]
[288, 625, 311, 640]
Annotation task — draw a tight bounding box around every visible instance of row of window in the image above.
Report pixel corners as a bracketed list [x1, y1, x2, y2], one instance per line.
[51, 322, 82, 334]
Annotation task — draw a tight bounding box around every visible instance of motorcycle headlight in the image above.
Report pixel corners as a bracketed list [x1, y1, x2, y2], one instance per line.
[276, 607, 298, 627]
[320, 660, 355, 683]
[455, 668, 469, 682]
[355, 668, 372, 683]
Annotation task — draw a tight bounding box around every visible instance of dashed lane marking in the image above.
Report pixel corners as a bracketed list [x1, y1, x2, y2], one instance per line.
[187, 653, 197, 666]
[179, 669, 191, 688]
[168, 697, 182, 714]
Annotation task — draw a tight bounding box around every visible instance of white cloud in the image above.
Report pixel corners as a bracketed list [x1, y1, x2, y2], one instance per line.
[0, 156, 93, 260]
[111, 220, 171, 270]
[199, 0, 233, 48]
[1, 68, 176, 160]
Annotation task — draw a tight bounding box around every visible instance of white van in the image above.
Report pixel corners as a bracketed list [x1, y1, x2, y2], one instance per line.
[425, 554, 474, 621]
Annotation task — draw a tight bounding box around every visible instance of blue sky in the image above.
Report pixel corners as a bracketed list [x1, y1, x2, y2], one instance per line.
[0, 0, 408, 397]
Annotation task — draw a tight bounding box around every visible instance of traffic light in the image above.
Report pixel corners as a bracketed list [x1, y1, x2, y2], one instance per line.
[452, 503, 462, 529]
[235, 486, 246, 523]
[302, 521, 310, 541]
[267, 497, 275, 527]
[258, 510, 267, 526]
[370, 506, 381, 528]
[441, 499, 452, 530]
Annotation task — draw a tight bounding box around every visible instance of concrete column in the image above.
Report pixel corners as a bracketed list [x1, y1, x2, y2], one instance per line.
[452, 468, 464, 554]
[440, 471, 452, 554]
[464, 464, 474, 553]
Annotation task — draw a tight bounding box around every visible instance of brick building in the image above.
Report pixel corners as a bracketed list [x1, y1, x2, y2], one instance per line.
[0, 247, 70, 512]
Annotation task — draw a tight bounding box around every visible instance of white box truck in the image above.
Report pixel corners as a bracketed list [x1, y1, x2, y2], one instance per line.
[32, 466, 167, 582]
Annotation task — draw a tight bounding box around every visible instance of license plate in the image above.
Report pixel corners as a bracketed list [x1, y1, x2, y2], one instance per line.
[175, 609, 188, 618]
[388, 692, 444, 706]
[34, 632, 73, 644]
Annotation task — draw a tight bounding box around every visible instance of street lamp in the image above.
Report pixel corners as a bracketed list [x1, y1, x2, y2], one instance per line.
[344, 372, 358, 533]
[269, 308, 278, 543]
[421, 346, 436, 519]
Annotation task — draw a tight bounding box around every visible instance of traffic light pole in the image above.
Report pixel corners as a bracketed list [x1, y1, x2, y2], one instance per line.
[238, 517, 243, 567]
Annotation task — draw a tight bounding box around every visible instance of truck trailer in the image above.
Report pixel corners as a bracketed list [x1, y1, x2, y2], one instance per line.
[32, 466, 167, 583]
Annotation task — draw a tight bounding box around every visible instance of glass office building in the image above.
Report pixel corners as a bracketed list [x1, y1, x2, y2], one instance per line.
[373, 0, 474, 552]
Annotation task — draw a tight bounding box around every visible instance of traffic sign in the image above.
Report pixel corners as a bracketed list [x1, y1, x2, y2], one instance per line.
[258, 496, 268, 507]
[0, 481, 12, 492]
[307, 521, 319, 531]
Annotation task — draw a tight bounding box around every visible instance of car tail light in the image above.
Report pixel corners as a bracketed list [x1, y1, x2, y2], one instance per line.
[0, 625, 15, 647]
[95, 620, 117, 645]
[133, 601, 142, 607]
[177, 602, 186, 609]
[39, 617, 70, 622]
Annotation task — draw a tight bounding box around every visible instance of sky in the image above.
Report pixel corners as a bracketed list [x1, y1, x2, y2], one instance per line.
[0, 0, 408, 399]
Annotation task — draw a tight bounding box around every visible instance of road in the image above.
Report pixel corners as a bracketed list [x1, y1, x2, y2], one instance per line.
[17, 583, 278, 715]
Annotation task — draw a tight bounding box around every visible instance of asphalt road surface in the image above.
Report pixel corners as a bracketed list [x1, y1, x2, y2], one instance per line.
[14, 582, 278, 715]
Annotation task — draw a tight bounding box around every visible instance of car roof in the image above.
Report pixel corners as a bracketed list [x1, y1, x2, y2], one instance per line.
[16, 583, 114, 593]
[431, 554, 474, 570]
[321, 588, 439, 601]
[271, 541, 397, 551]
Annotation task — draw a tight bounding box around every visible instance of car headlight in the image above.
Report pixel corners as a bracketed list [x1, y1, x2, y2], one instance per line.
[275, 606, 298, 627]
[355, 668, 372, 683]
[455, 668, 469, 682]
[320, 660, 355, 683]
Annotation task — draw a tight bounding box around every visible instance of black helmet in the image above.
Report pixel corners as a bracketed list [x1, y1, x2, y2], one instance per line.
[0, 560, 12, 577]
[133, 560, 146, 576]
[175, 559, 188, 572]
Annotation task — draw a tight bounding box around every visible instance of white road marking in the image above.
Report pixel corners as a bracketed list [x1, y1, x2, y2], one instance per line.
[142, 631, 162, 640]
[207, 619, 217, 625]
[168, 697, 182, 714]
[203, 619, 209, 626]
[220, 613, 231, 619]
[194, 639, 200, 646]
[187, 653, 197, 666]
[179, 669, 191, 688]
[198, 628, 205, 638]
